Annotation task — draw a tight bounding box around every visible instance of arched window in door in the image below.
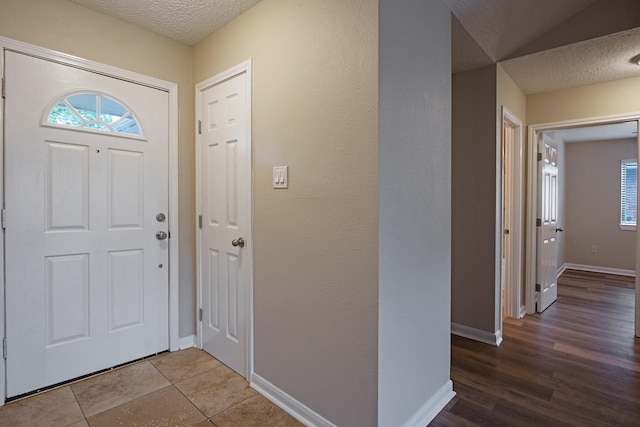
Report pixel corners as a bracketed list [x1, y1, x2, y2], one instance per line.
[44, 92, 143, 138]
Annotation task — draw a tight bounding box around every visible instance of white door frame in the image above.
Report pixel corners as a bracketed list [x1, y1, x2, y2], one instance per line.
[195, 60, 253, 380]
[500, 107, 524, 320]
[526, 113, 640, 337]
[0, 37, 181, 404]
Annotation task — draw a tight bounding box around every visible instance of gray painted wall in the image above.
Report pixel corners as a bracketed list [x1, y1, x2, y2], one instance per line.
[565, 138, 637, 270]
[451, 65, 499, 334]
[379, 0, 453, 425]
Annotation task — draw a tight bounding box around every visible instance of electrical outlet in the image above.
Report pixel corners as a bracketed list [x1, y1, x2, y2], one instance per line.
[591, 245, 598, 253]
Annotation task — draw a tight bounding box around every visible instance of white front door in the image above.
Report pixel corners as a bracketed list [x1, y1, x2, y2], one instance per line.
[537, 141, 559, 312]
[197, 64, 251, 377]
[4, 51, 169, 397]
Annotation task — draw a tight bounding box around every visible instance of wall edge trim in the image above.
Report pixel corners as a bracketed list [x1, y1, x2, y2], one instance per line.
[251, 373, 338, 427]
[519, 305, 527, 319]
[401, 380, 456, 427]
[178, 335, 196, 350]
[452, 322, 503, 346]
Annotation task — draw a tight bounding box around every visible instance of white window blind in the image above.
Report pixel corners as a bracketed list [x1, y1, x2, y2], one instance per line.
[620, 159, 637, 227]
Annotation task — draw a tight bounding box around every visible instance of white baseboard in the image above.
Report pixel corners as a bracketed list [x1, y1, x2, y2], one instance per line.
[562, 263, 635, 277]
[556, 263, 567, 279]
[519, 305, 526, 319]
[402, 380, 455, 427]
[251, 373, 337, 427]
[178, 335, 196, 350]
[451, 322, 502, 347]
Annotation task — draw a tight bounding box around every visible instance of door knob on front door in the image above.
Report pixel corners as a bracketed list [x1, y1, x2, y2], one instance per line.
[231, 237, 245, 248]
[156, 231, 168, 240]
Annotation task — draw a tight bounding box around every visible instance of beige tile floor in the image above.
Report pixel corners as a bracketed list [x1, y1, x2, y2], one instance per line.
[0, 348, 303, 427]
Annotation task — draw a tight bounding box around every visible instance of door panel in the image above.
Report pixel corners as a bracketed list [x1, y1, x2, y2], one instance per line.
[46, 142, 90, 231]
[109, 149, 144, 228]
[108, 249, 144, 331]
[199, 69, 250, 376]
[46, 254, 90, 346]
[4, 51, 169, 396]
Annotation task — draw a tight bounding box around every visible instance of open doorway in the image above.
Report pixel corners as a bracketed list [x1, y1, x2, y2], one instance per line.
[526, 118, 639, 337]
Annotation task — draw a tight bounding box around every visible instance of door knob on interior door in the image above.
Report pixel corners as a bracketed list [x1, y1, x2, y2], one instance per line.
[231, 237, 245, 248]
[555, 227, 564, 232]
[156, 231, 168, 240]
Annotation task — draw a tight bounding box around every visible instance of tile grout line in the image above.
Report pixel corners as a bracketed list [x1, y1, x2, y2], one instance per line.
[72, 361, 174, 420]
[151, 352, 226, 424]
[166, 382, 209, 423]
[162, 354, 258, 424]
[67, 385, 90, 426]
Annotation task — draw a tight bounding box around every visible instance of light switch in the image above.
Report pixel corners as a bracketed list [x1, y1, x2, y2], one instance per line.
[273, 166, 288, 189]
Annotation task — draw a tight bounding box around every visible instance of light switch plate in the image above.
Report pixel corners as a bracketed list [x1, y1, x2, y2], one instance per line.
[273, 166, 288, 189]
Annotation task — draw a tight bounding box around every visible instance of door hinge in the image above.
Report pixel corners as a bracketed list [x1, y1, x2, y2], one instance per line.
[536, 218, 542, 227]
[1, 77, 5, 99]
[199, 308, 203, 321]
[198, 215, 202, 229]
[3, 337, 7, 360]
[1, 208, 6, 229]
[198, 120, 202, 135]
[537, 152, 542, 161]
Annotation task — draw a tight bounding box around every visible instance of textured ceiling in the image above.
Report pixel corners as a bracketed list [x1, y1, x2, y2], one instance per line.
[451, 14, 491, 74]
[551, 121, 638, 144]
[452, 0, 640, 94]
[70, 0, 640, 96]
[501, 28, 640, 95]
[69, 0, 261, 45]
[451, 0, 598, 64]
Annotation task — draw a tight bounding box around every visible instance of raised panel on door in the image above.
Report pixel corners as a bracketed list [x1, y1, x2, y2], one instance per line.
[109, 149, 144, 229]
[208, 249, 221, 331]
[226, 140, 238, 228]
[45, 254, 90, 346]
[46, 142, 90, 232]
[206, 140, 221, 227]
[108, 249, 144, 331]
[227, 254, 239, 341]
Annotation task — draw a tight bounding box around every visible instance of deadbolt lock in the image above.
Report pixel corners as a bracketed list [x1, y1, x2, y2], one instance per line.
[156, 213, 166, 222]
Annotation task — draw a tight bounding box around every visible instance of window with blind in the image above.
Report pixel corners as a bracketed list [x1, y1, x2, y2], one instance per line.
[620, 159, 637, 230]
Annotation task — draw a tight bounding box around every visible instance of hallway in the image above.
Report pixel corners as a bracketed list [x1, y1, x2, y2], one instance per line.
[433, 269, 640, 426]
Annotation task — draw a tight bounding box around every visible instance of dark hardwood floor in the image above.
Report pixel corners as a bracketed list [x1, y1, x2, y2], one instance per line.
[431, 269, 640, 426]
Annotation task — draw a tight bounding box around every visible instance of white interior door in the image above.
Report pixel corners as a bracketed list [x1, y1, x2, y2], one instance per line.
[198, 65, 251, 377]
[502, 123, 512, 315]
[4, 51, 169, 397]
[502, 109, 523, 319]
[537, 141, 559, 312]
